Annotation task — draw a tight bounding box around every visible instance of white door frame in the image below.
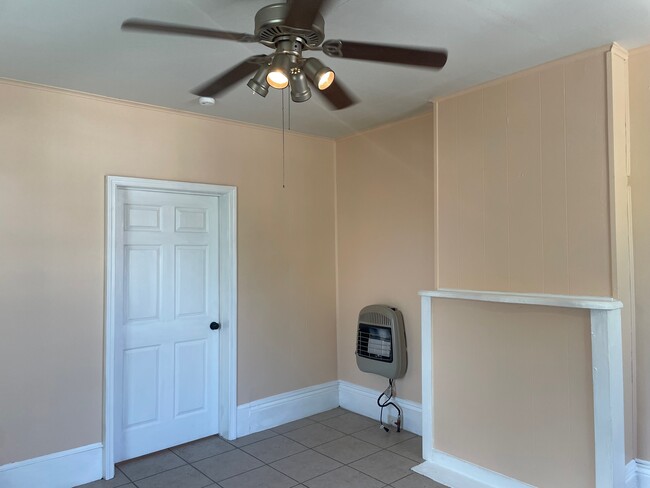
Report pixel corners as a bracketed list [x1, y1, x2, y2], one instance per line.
[103, 176, 237, 479]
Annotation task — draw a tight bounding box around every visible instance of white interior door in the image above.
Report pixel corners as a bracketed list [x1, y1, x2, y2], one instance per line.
[114, 189, 220, 462]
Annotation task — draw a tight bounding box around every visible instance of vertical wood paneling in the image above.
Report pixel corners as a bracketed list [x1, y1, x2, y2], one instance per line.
[540, 65, 570, 294]
[482, 84, 509, 290]
[437, 99, 460, 288]
[506, 73, 544, 292]
[565, 55, 612, 296]
[457, 91, 485, 290]
[436, 50, 612, 297]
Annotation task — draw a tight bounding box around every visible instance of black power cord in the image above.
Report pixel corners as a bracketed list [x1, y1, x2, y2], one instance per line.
[377, 378, 403, 432]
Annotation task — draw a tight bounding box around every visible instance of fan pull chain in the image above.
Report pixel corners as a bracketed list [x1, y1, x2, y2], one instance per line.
[281, 88, 286, 189]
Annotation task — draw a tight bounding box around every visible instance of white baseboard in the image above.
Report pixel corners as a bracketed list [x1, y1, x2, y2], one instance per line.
[237, 381, 339, 437]
[627, 459, 638, 488]
[412, 449, 533, 488]
[338, 380, 422, 435]
[624, 458, 650, 488]
[0, 443, 102, 488]
[635, 459, 650, 488]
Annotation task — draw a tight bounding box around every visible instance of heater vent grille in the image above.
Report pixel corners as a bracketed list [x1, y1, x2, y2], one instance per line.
[359, 312, 392, 326]
[357, 325, 393, 362]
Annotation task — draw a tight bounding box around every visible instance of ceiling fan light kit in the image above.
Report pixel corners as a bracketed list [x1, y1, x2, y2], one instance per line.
[266, 51, 293, 89]
[247, 65, 271, 97]
[121, 0, 448, 110]
[303, 58, 334, 90]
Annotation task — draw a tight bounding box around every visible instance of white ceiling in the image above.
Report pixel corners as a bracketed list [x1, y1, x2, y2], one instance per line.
[1, 0, 649, 138]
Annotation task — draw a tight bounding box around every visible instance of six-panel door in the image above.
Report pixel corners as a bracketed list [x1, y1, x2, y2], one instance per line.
[114, 189, 220, 462]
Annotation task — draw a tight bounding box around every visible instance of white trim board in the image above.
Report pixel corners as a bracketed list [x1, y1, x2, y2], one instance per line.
[0, 443, 102, 488]
[236, 380, 421, 438]
[419, 288, 623, 310]
[237, 381, 339, 437]
[627, 459, 650, 488]
[104, 176, 238, 479]
[413, 449, 534, 488]
[338, 380, 422, 435]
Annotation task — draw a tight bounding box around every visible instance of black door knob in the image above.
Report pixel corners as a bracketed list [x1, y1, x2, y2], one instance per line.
[210, 322, 221, 330]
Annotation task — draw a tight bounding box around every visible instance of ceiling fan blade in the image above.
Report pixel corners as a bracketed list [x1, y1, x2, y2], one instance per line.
[284, 0, 329, 29]
[122, 18, 257, 43]
[313, 78, 357, 110]
[192, 55, 269, 97]
[322, 40, 448, 69]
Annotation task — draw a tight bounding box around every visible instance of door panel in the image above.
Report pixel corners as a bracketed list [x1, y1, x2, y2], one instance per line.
[174, 339, 208, 417]
[123, 346, 160, 428]
[115, 189, 220, 462]
[175, 246, 208, 318]
[124, 246, 161, 322]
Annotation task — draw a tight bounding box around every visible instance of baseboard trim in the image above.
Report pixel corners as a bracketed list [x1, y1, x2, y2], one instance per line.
[338, 380, 422, 435]
[237, 381, 339, 437]
[413, 449, 534, 488]
[0, 443, 102, 488]
[636, 458, 650, 488]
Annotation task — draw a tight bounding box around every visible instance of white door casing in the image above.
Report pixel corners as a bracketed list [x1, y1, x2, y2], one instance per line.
[104, 177, 237, 480]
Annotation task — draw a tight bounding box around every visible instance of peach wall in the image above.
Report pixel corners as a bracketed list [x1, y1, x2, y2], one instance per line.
[630, 46, 650, 460]
[335, 113, 435, 403]
[433, 45, 636, 482]
[432, 299, 595, 488]
[0, 80, 337, 465]
[436, 51, 611, 295]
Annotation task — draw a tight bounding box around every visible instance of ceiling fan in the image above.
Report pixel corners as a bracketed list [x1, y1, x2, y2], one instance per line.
[122, 0, 448, 110]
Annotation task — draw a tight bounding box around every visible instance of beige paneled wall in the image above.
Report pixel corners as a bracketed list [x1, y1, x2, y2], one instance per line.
[630, 46, 650, 460]
[0, 81, 337, 465]
[433, 299, 595, 488]
[436, 51, 611, 296]
[433, 45, 637, 482]
[336, 113, 435, 403]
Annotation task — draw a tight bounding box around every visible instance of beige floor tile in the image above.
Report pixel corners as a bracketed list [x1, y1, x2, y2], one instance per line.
[241, 435, 307, 463]
[313, 435, 380, 464]
[387, 437, 423, 462]
[350, 450, 417, 484]
[270, 449, 341, 482]
[321, 413, 377, 434]
[229, 429, 278, 448]
[133, 465, 212, 488]
[218, 465, 297, 488]
[308, 408, 349, 422]
[303, 466, 384, 488]
[352, 425, 415, 448]
[171, 435, 234, 463]
[391, 473, 449, 488]
[192, 449, 263, 482]
[283, 424, 345, 448]
[117, 450, 185, 481]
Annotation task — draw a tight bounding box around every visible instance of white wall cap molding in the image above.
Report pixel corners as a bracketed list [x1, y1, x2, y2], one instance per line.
[419, 288, 623, 310]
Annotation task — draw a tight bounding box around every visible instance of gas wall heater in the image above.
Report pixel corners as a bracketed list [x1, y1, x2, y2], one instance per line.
[356, 305, 407, 380]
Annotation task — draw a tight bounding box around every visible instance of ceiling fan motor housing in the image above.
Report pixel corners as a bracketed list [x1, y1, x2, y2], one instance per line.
[254, 3, 325, 48]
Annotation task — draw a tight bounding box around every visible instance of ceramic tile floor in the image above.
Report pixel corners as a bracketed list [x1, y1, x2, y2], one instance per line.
[78, 408, 449, 488]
